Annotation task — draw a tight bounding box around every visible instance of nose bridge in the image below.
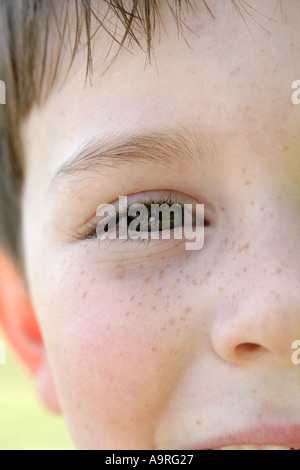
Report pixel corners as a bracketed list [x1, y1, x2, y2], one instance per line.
[210, 202, 300, 365]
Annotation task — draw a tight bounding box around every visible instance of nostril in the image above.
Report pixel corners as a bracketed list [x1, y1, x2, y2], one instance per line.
[235, 343, 267, 360]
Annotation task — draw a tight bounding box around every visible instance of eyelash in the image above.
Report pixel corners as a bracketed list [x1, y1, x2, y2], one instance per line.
[75, 191, 192, 247]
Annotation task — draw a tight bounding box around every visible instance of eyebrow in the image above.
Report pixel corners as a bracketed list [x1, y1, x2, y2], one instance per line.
[49, 126, 220, 191]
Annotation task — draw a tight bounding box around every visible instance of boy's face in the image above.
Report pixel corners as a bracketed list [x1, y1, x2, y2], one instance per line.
[20, 0, 300, 449]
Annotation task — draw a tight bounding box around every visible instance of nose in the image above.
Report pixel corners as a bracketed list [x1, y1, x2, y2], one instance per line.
[211, 291, 300, 366]
[210, 244, 300, 368]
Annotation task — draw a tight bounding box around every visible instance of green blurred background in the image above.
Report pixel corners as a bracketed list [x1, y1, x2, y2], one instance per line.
[0, 330, 73, 450]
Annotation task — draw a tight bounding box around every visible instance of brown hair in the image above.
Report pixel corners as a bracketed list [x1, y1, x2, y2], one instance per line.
[0, 0, 251, 272]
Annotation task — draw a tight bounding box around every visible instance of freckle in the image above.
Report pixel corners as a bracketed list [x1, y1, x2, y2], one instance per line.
[130, 296, 135, 302]
[177, 294, 182, 299]
[270, 290, 280, 300]
[270, 212, 274, 219]
[161, 327, 166, 332]
[224, 238, 228, 245]
[221, 207, 225, 212]
[125, 312, 130, 317]
[276, 268, 282, 274]
[176, 278, 181, 283]
[185, 274, 190, 280]
[169, 318, 175, 326]
[245, 181, 250, 186]
[116, 264, 124, 270]
[206, 271, 211, 278]
[237, 243, 249, 254]
[250, 200, 255, 206]
[151, 347, 157, 352]
[243, 267, 247, 272]
[138, 302, 143, 306]
[246, 106, 251, 112]
[152, 306, 156, 310]
[260, 207, 264, 211]
[84, 423, 90, 430]
[184, 307, 191, 313]
[179, 270, 183, 274]
[192, 279, 198, 286]
[138, 264, 144, 269]
[218, 286, 224, 291]
[80, 269, 85, 276]
[144, 276, 151, 283]
[196, 420, 201, 426]
[82, 292, 87, 299]
[156, 287, 162, 294]
[91, 277, 96, 283]
[180, 317, 186, 322]
[117, 273, 124, 280]
[284, 146, 289, 151]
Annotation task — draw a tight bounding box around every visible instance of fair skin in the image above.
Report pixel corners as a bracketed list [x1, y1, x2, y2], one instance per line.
[2, 0, 300, 450]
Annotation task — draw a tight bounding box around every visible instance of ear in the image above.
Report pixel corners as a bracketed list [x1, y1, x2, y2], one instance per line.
[0, 250, 61, 413]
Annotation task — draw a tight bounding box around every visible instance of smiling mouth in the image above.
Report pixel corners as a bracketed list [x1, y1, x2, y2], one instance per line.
[211, 445, 299, 450]
[187, 424, 300, 451]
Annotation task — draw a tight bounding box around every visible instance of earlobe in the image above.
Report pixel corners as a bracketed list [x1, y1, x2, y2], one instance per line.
[0, 250, 61, 413]
[35, 355, 62, 414]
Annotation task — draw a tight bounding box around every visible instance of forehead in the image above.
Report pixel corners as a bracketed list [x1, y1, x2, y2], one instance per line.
[22, 0, 300, 186]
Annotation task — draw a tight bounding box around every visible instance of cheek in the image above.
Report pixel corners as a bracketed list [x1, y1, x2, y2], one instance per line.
[36, 261, 199, 447]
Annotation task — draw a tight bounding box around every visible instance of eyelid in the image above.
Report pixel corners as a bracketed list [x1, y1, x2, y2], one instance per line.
[75, 189, 202, 242]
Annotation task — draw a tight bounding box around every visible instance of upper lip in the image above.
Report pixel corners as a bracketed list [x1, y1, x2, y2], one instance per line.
[186, 425, 300, 450]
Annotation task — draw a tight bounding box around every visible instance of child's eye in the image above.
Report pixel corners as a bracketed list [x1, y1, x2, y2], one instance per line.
[75, 190, 207, 252]
[125, 205, 183, 233]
